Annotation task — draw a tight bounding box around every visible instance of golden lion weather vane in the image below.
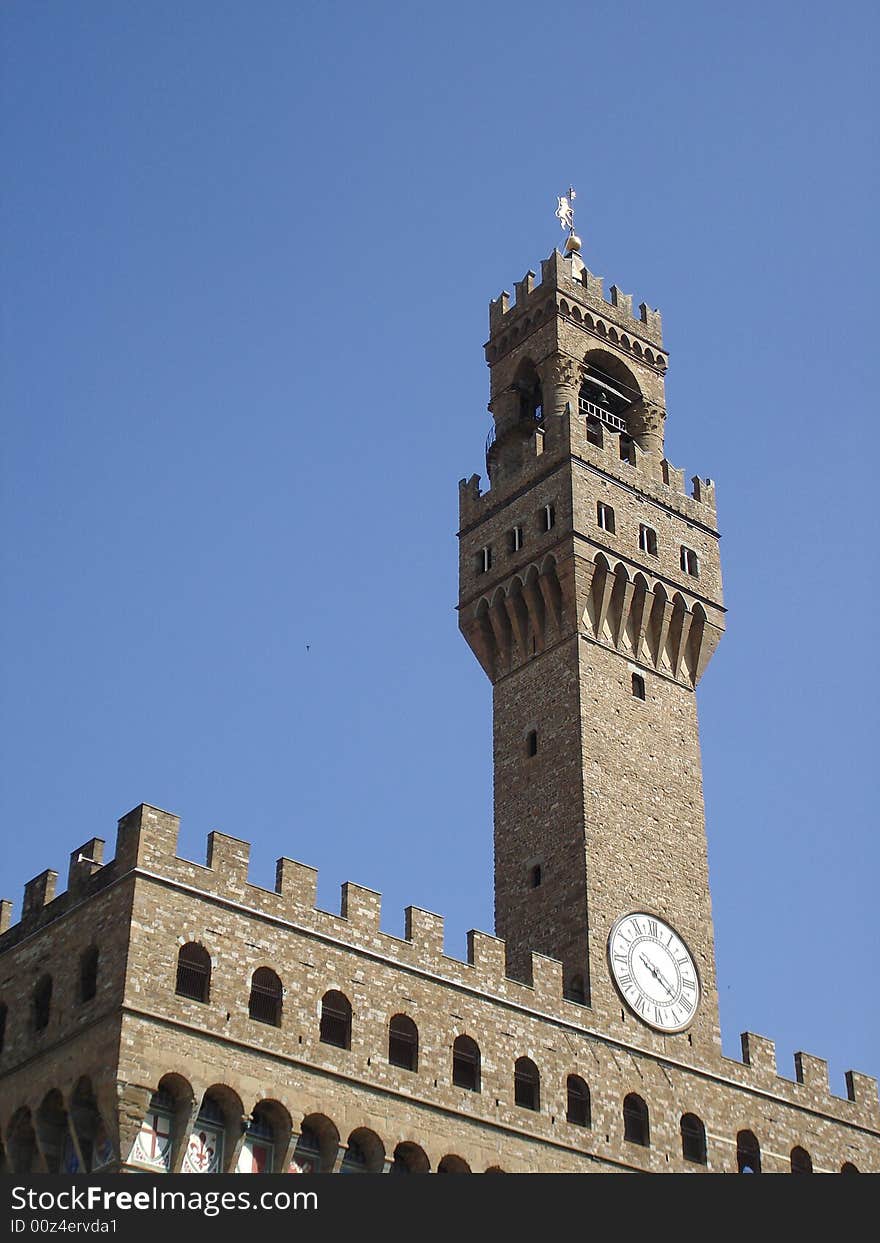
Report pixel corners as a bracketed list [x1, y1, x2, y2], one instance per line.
[555, 186, 582, 255]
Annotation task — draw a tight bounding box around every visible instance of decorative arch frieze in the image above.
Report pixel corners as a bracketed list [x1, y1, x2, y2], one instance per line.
[579, 554, 718, 687]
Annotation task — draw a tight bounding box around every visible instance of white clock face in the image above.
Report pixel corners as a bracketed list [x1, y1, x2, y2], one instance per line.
[608, 912, 700, 1032]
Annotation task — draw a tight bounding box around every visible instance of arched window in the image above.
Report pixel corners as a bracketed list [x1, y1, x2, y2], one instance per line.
[841, 1162, 859, 1174]
[391, 1141, 429, 1174]
[237, 1106, 278, 1174]
[248, 968, 282, 1026]
[566, 1076, 591, 1127]
[7, 1108, 38, 1174]
[319, 990, 351, 1049]
[290, 1122, 324, 1174]
[737, 1129, 761, 1173]
[388, 1014, 418, 1072]
[79, 946, 99, 1003]
[341, 1137, 367, 1173]
[175, 943, 211, 1003]
[514, 1057, 540, 1111]
[182, 1092, 226, 1174]
[681, 1113, 707, 1164]
[452, 1035, 481, 1092]
[33, 975, 52, 1031]
[67, 1077, 114, 1172]
[341, 1128, 385, 1174]
[437, 1154, 471, 1173]
[623, 1093, 650, 1147]
[36, 1089, 71, 1173]
[790, 1146, 813, 1174]
[130, 1089, 175, 1172]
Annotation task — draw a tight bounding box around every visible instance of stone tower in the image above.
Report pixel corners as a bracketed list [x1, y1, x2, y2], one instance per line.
[458, 243, 726, 1059]
[1, 232, 878, 1179]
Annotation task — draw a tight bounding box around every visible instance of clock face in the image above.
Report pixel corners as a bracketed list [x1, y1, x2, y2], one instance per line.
[608, 912, 700, 1033]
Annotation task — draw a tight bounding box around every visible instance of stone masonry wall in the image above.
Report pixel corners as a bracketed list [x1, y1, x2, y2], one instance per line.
[1, 808, 877, 1174]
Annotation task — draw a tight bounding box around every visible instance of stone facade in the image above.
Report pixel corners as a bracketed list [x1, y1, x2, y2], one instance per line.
[0, 249, 877, 1176]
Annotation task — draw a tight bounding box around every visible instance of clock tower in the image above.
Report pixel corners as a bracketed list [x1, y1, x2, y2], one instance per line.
[458, 233, 726, 1058]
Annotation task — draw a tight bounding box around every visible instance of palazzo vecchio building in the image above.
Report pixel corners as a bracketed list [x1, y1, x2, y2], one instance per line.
[1, 229, 877, 1176]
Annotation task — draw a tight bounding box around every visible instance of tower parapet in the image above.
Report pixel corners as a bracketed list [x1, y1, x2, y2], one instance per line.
[488, 250, 664, 349]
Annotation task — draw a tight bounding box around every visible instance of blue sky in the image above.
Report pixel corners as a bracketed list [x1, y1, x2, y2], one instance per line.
[2, 1, 878, 1095]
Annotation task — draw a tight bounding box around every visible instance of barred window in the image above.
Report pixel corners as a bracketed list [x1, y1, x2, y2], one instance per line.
[388, 1014, 419, 1072]
[319, 990, 352, 1049]
[514, 1057, 540, 1111]
[452, 1035, 481, 1092]
[566, 1076, 591, 1127]
[737, 1129, 761, 1173]
[623, 1093, 650, 1146]
[248, 967, 283, 1027]
[681, 1113, 707, 1164]
[175, 943, 211, 1003]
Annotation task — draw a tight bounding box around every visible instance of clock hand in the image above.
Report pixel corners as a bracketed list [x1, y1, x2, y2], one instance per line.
[639, 953, 676, 998]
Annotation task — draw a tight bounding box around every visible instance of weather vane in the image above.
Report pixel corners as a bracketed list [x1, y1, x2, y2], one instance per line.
[555, 186, 582, 255]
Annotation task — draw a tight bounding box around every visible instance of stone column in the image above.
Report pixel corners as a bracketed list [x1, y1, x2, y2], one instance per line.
[487, 387, 520, 440]
[628, 399, 666, 465]
[538, 353, 579, 420]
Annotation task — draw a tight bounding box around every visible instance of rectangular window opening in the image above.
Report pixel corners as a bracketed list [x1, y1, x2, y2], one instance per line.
[597, 501, 616, 534]
[586, 417, 603, 446]
[680, 545, 699, 577]
[639, 524, 658, 556]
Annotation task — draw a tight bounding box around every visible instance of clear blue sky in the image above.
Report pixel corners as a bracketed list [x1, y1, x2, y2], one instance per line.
[2, 1, 877, 1095]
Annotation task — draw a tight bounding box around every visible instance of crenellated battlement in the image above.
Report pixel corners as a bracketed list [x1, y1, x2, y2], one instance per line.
[1, 802, 877, 1137]
[458, 413, 717, 533]
[487, 249, 664, 354]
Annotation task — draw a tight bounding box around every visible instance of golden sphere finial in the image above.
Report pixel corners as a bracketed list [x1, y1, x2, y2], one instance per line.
[564, 233, 582, 255]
